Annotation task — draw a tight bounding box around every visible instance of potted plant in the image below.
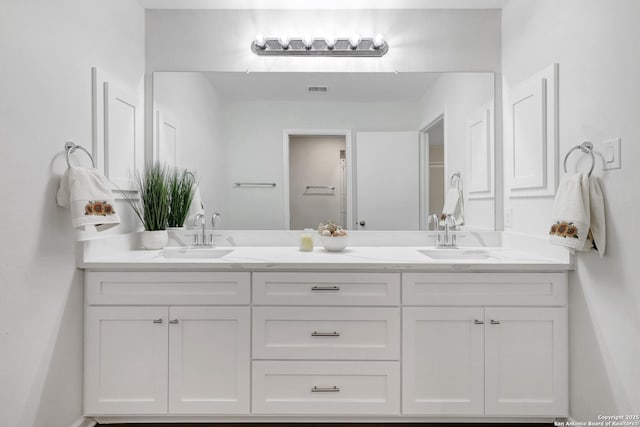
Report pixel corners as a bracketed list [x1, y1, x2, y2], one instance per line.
[122, 163, 171, 250]
[167, 168, 197, 229]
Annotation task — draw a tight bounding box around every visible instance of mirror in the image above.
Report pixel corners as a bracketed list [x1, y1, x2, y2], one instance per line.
[152, 72, 495, 231]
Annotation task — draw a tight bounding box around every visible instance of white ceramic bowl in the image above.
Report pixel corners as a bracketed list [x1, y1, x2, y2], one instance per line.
[320, 235, 348, 252]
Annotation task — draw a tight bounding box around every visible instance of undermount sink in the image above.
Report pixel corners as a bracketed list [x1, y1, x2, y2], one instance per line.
[162, 247, 234, 259]
[418, 249, 494, 260]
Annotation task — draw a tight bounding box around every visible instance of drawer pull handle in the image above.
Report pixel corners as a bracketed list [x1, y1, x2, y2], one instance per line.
[311, 331, 341, 337]
[490, 320, 501, 325]
[311, 386, 340, 393]
[152, 318, 163, 324]
[169, 319, 179, 324]
[474, 319, 484, 325]
[311, 286, 341, 291]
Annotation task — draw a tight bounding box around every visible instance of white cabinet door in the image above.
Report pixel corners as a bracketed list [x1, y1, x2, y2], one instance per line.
[168, 306, 250, 414]
[85, 306, 168, 415]
[484, 307, 568, 416]
[402, 307, 484, 415]
[355, 131, 419, 230]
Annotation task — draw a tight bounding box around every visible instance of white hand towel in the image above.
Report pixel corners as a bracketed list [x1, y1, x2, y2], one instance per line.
[186, 186, 205, 225]
[549, 173, 606, 256]
[441, 187, 464, 226]
[56, 167, 120, 231]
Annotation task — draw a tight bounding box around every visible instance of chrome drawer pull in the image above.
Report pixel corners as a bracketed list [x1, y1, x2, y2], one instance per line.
[311, 386, 340, 393]
[169, 319, 179, 324]
[474, 319, 484, 325]
[311, 331, 340, 337]
[490, 320, 501, 325]
[311, 285, 341, 291]
[152, 318, 163, 324]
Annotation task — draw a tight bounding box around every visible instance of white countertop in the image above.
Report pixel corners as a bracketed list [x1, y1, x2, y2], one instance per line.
[80, 245, 572, 272]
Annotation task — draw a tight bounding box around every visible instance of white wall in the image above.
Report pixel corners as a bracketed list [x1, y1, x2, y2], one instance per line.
[419, 73, 495, 229]
[146, 9, 501, 73]
[224, 100, 419, 229]
[154, 72, 228, 219]
[0, 1, 145, 426]
[501, 0, 640, 417]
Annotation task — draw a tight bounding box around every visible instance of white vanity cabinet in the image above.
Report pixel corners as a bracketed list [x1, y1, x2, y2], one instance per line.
[402, 273, 568, 417]
[84, 272, 251, 416]
[84, 269, 568, 421]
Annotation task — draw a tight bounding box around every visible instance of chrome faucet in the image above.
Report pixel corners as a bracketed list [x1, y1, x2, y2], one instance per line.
[193, 213, 209, 246]
[443, 214, 457, 247]
[427, 213, 457, 248]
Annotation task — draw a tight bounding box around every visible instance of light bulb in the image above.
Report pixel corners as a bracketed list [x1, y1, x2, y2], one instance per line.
[302, 35, 314, 50]
[325, 35, 337, 50]
[349, 33, 361, 50]
[278, 35, 290, 49]
[254, 34, 266, 49]
[373, 33, 385, 49]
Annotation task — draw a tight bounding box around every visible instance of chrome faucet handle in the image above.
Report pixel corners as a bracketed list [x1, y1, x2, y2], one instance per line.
[211, 212, 222, 229]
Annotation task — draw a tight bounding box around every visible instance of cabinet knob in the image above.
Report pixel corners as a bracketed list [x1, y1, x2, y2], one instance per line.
[359, 220, 366, 227]
[490, 320, 501, 325]
[152, 318, 163, 324]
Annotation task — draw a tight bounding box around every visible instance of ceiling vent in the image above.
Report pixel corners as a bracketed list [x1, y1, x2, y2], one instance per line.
[308, 86, 328, 93]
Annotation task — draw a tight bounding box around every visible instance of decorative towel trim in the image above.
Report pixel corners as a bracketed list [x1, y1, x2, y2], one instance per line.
[549, 221, 580, 239]
[84, 200, 116, 216]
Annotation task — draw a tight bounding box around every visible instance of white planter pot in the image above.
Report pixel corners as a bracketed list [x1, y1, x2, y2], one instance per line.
[141, 230, 168, 250]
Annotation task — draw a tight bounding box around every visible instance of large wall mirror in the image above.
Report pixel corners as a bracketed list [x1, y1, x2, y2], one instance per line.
[152, 71, 496, 231]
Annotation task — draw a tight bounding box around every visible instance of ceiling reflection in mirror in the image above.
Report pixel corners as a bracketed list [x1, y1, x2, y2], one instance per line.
[152, 72, 495, 231]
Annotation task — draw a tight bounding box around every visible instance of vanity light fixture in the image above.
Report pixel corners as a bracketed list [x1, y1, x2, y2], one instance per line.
[251, 34, 388, 57]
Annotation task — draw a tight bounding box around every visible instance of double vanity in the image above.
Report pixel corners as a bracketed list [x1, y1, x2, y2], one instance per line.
[80, 231, 571, 424]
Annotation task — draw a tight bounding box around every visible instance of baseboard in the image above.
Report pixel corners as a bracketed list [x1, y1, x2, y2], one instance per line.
[69, 416, 96, 427]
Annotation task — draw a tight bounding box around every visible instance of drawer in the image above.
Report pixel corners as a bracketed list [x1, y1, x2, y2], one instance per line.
[402, 273, 567, 306]
[86, 272, 250, 305]
[252, 272, 400, 306]
[252, 361, 400, 415]
[253, 307, 400, 360]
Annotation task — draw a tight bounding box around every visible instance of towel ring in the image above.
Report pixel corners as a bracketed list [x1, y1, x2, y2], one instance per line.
[450, 172, 462, 190]
[563, 141, 595, 176]
[65, 141, 95, 168]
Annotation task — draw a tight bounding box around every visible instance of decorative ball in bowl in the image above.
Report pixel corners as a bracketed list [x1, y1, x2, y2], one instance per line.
[318, 222, 348, 252]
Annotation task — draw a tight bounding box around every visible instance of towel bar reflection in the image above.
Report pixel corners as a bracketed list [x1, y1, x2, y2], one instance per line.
[234, 182, 276, 187]
[64, 141, 95, 168]
[563, 141, 595, 176]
